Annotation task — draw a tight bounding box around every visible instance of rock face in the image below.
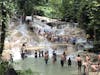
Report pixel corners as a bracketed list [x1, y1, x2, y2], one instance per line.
[3, 23, 41, 61]
[3, 16, 92, 62]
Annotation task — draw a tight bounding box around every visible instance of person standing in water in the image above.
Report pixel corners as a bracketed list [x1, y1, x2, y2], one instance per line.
[98, 54, 100, 63]
[34, 50, 37, 58]
[21, 43, 26, 60]
[83, 59, 90, 75]
[41, 50, 44, 57]
[39, 50, 41, 57]
[52, 51, 57, 64]
[60, 53, 65, 67]
[85, 54, 91, 75]
[86, 54, 90, 63]
[63, 51, 67, 63]
[68, 57, 72, 67]
[44, 51, 49, 64]
[76, 54, 82, 74]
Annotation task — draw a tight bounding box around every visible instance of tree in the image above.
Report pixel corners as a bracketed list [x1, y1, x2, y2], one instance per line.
[0, 0, 16, 54]
[61, 0, 76, 21]
[0, 2, 7, 54]
[16, 0, 44, 16]
[77, 0, 100, 40]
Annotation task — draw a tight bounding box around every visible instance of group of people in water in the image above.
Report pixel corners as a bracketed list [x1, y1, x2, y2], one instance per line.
[34, 50, 67, 66]
[37, 28, 78, 45]
[34, 50, 56, 64]
[33, 50, 100, 75]
[21, 45, 99, 75]
[18, 23, 99, 75]
[20, 42, 100, 75]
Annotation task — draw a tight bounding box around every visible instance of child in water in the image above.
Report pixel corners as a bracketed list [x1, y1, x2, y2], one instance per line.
[68, 57, 72, 67]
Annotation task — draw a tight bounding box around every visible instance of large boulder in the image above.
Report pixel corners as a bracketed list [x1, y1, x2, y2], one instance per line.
[4, 68, 18, 75]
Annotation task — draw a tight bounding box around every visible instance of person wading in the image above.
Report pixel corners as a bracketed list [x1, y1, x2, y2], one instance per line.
[83, 59, 89, 75]
[21, 43, 26, 60]
[98, 54, 100, 63]
[86, 54, 90, 63]
[68, 57, 72, 67]
[35, 50, 37, 58]
[52, 51, 57, 64]
[76, 54, 82, 74]
[41, 50, 44, 57]
[63, 51, 66, 63]
[60, 53, 65, 67]
[85, 54, 91, 75]
[39, 50, 41, 57]
[44, 51, 49, 64]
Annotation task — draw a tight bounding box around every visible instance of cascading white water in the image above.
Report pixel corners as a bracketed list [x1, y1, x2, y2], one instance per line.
[5, 17, 93, 61]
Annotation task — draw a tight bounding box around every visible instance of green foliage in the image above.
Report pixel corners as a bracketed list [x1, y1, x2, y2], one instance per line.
[61, 0, 74, 19]
[76, 0, 100, 40]
[0, 0, 99, 47]
[35, 0, 63, 19]
[35, 5, 62, 18]
[0, 0, 16, 35]
[16, 0, 45, 16]
[0, 0, 16, 16]
[0, 61, 9, 75]
[43, 0, 100, 40]
[49, 0, 62, 18]
[59, 0, 100, 40]
[0, 1, 16, 54]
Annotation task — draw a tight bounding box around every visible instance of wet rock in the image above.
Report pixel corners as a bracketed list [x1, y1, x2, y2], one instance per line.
[4, 68, 18, 75]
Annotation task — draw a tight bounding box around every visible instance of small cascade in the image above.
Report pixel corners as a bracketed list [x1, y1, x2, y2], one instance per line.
[3, 17, 93, 61]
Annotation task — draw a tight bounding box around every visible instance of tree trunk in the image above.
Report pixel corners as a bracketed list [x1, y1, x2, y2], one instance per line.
[0, 2, 6, 54]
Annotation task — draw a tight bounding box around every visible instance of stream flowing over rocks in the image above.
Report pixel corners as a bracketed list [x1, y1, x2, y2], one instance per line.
[2, 16, 93, 61]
